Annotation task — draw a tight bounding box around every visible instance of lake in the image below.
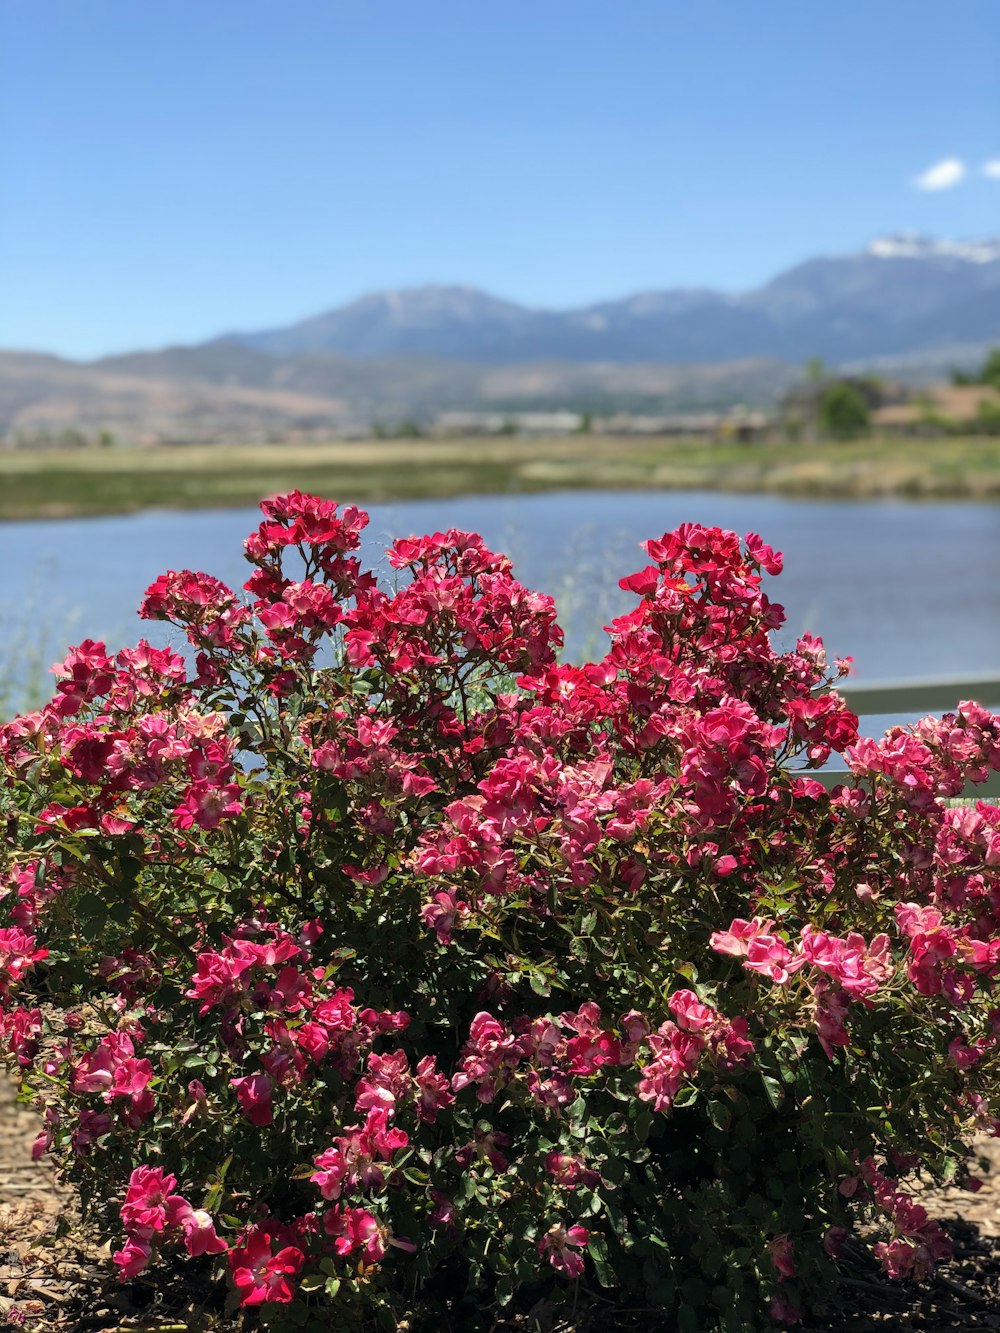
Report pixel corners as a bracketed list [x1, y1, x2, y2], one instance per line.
[2, 492, 999, 709]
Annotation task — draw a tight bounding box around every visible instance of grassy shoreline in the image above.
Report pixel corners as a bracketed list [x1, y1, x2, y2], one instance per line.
[1, 433, 998, 520]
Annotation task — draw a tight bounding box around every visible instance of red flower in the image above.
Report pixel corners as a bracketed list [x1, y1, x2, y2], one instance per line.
[120, 1166, 183, 1237]
[230, 1073, 274, 1126]
[538, 1222, 589, 1278]
[229, 1228, 304, 1306]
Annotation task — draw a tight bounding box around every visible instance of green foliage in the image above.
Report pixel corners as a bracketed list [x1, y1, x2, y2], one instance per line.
[979, 349, 1000, 392]
[956, 348, 1000, 391]
[817, 382, 870, 439]
[977, 397, 1000, 435]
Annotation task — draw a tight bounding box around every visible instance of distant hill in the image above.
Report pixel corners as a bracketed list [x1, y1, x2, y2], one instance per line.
[0, 348, 793, 443]
[227, 234, 1000, 365]
[1, 234, 998, 443]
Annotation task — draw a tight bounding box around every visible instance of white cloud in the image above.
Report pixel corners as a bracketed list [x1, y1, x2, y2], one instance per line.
[913, 157, 966, 191]
[983, 159, 1000, 180]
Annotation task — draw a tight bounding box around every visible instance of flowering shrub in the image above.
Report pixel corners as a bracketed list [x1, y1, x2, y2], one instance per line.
[2, 492, 1000, 1330]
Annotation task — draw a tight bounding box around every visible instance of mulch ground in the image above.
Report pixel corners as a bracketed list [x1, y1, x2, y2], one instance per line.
[5, 1078, 1000, 1332]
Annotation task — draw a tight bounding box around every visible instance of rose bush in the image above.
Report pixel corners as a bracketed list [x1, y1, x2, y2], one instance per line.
[1, 492, 1000, 1330]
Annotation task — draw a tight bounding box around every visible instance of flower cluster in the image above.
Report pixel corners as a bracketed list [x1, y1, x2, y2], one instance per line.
[114, 1166, 226, 1280]
[1, 496, 999, 1331]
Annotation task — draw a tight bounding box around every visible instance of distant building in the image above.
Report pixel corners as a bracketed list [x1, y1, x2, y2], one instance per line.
[780, 377, 904, 440]
[871, 384, 1000, 433]
[433, 410, 584, 436]
[432, 407, 772, 440]
[593, 410, 770, 441]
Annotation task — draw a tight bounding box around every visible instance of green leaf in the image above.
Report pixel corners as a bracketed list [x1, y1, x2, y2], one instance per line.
[587, 1234, 616, 1288]
[760, 1073, 783, 1109]
[528, 970, 550, 998]
[678, 1302, 701, 1333]
[202, 1152, 234, 1213]
[706, 1098, 731, 1131]
[601, 1155, 628, 1185]
[494, 1275, 515, 1307]
[632, 1105, 653, 1141]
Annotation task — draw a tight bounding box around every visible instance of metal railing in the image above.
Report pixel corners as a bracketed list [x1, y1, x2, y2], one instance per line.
[811, 672, 1000, 798]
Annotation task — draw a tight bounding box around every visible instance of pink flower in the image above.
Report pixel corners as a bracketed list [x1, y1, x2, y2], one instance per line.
[120, 1166, 183, 1236]
[452, 1011, 524, 1103]
[414, 1055, 454, 1122]
[823, 1226, 849, 1258]
[873, 1237, 917, 1280]
[949, 1034, 988, 1069]
[668, 989, 717, 1032]
[176, 1206, 228, 1257]
[709, 917, 772, 958]
[798, 926, 893, 1000]
[229, 1228, 304, 1306]
[745, 532, 783, 575]
[311, 1107, 408, 1198]
[768, 1233, 796, 1279]
[230, 1073, 274, 1126]
[0, 928, 48, 991]
[637, 1023, 704, 1112]
[538, 1222, 589, 1279]
[744, 934, 804, 985]
[113, 1236, 152, 1281]
[769, 1293, 801, 1325]
[323, 1205, 387, 1263]
[429, 1191, 456, 1231]
[354, 1049, 411, 1117]
[173, 780, 242, 831]
[812, 979, 851, 1058]
[110, 1057, 154, 1103]
[71, 1108, 112, 1155]
[545, 1152, 600, 1190]
[420, 890, 468, 945]
[311, 1145, 348, 1200]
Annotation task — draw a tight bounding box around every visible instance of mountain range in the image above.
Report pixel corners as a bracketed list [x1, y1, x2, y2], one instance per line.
[224, 233, 1000, 365]
[2, 234, 998, 442]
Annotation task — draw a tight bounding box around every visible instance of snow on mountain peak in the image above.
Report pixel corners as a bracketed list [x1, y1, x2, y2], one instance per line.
[867, 233, 1000, 263]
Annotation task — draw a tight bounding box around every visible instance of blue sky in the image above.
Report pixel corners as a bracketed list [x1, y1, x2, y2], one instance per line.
[2, 1, 998, 358]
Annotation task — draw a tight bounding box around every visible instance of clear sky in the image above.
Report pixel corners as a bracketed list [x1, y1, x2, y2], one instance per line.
[2, 0, 998, 358]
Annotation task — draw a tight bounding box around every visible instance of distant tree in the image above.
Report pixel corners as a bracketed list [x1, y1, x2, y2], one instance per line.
[576, 411, 593, 435]
[817, 382, 869, 439]
[979, 349, 1000, 391]
[953, 348, 1000, 390]
[977, 398, 1000, 435]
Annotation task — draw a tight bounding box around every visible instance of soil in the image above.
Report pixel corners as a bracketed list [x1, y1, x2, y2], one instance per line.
[4, 1077, 1000, 1332]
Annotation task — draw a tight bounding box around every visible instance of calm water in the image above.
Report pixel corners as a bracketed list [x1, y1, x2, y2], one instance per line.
[3, 492, 999, 693]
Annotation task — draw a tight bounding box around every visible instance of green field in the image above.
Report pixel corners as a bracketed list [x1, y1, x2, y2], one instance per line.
[1, 433, 999, 520]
